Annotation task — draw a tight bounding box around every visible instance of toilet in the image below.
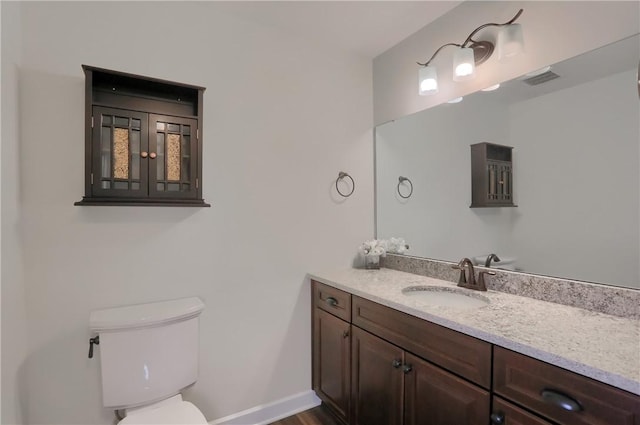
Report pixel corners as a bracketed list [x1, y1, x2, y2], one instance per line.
[89, 297, 207, 424]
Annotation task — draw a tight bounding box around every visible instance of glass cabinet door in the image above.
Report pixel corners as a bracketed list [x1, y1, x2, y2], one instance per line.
[148, 114, 198, 199]
[92, 106, 149, 198]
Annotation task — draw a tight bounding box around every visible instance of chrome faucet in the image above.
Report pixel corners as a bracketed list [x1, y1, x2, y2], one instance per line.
[485, 253, 501, 267]
[452, 257, 492, 291]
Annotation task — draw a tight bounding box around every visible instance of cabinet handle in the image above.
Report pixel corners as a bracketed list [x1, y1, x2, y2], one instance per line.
[402, 364, 412, 374]
[392, 359, 402, 368]
[540, 389, 583, 412]
[140, 151, 148, 158]
[325, 297, 338, 307]
[490, 413, 505, 424]
[149, 152, 157, 159]
[342, 330, 349, 338]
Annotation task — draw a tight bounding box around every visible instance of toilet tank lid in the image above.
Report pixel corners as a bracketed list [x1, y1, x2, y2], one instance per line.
[90, 297, 204, 332]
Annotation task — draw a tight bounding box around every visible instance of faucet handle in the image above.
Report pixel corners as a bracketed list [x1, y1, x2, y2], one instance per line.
[451, 263, 467, 284]
[477, 270, 496, 291]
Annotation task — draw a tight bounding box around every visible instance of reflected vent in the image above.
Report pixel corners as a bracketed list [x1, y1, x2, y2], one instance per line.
[522, 70, 560, 86]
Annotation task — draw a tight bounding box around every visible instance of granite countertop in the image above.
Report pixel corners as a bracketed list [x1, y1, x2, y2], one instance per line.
[309, 268, 640, 396]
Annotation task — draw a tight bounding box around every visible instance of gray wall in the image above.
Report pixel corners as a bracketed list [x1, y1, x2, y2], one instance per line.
[509, 69, 639, 285]
[1, 2, 29, 424]
[5, 2, 373, 424]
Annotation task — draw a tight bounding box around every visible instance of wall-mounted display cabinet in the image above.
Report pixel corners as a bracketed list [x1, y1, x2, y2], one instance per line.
[75, 65, 209, 206]
[470, 142, 515, 208]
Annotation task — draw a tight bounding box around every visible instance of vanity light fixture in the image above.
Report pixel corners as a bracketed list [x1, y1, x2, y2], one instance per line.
[417, 9, 524, 95]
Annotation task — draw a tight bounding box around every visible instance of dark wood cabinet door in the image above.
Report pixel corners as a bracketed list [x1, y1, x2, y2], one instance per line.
[351, 327, 404, 425]
[313, 308, 351, 423]
[148, 114, 198, 199]
[492, 397, 554, 425]
[404, 353, 490, 425]
[91, 107, 149, 198]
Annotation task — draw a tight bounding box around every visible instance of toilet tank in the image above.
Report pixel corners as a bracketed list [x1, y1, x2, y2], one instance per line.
[89, 297, 205, 409]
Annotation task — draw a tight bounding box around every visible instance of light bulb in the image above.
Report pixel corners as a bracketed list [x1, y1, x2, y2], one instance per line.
[452, 47, 475, 82]
[418, 66, 438, 96]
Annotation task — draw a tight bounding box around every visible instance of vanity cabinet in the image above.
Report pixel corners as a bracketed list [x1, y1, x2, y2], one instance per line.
[312, 283, 352, 424]
[470, 142, 515, 208]
[404, 352, 489, 425]
[351, 297, 490, 425]
[312, 280, 490, 425]
[76, 65, 209, 206]
[312, 279, 640, 425]
[493, 347, 640, 425]
[351, 325, 490, 425]
[351, 326, 403, 425]
[491, 397, 554, 425]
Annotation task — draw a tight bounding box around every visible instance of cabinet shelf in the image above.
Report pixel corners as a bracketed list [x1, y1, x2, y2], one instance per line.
[74, 197, 210, 207]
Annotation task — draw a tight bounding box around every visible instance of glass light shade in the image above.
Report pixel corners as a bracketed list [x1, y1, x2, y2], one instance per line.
[481, 83, 500, 92]
[452, 47, 475, 81]
[497, 23, 524, 61]
[418, 65, 438, 95]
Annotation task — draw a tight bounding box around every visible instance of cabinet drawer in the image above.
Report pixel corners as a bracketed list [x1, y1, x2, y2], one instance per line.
[492, 396, 553, 425]
[352, 296, 491, 388]
[494, 347, 640, 425]
[312, 280, 351, 322]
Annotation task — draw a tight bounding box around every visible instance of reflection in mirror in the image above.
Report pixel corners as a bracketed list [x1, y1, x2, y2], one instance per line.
[375, 34, 640, 289]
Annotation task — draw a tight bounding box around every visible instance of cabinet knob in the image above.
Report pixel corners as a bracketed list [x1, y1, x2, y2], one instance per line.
[490, 413, 505, 424]
[402, 364, 413, 374]
[149, 152, 157, 159]
[342, 330, 349, 338]
[140, 151, 148, 158]
[325, 297, 338, 307]
[392, 359, 402, 368]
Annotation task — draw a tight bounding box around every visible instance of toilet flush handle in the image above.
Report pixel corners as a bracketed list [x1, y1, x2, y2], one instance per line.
[88, 336, 100, 359]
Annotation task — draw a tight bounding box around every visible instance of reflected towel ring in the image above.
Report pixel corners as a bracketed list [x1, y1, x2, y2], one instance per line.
[397, 176, 413, 199]
[336, 172, 355, 197]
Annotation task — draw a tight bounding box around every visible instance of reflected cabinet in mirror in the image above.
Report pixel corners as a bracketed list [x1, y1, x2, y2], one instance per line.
[375, 34, 640, 289]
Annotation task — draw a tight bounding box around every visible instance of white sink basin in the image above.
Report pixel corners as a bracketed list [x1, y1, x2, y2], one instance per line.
[402, 286, 490, 309]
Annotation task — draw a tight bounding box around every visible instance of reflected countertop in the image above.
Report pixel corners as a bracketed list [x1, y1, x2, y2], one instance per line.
[309, 267, 640, 395]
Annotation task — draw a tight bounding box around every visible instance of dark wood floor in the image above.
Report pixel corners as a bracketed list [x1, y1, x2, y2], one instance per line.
[268, 404, 342, 425]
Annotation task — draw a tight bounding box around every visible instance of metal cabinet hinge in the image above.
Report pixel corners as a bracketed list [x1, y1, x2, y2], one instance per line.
[91, 173, 94, 184]
[91, 116, 94, 128]
[196, 178, 199, 189]
[197, 128, 199, 140]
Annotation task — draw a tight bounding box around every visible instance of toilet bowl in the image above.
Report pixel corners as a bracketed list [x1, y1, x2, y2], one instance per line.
[89, 297, 207, 425]
[119, 395, 207, 425]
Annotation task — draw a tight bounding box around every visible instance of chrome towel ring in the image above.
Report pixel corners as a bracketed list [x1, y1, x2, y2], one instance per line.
[336, 172, 355, 197]
[397, 176, 413, 199]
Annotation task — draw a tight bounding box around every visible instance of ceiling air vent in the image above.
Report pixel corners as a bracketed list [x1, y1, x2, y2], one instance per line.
[522, 70, 560, 86]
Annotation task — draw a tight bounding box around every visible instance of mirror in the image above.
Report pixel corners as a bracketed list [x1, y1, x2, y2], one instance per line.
[375, 34, 640, 289]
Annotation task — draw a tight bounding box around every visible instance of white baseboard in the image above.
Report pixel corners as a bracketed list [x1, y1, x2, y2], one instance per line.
[208, 390, 321, 425]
